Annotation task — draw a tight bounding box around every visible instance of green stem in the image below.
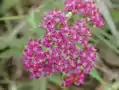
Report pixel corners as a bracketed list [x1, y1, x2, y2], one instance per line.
[0, 16, 24, 21]
[4, 13, 13, 32]
[40, 77, 47, 90]
[62, 87, 69, 90]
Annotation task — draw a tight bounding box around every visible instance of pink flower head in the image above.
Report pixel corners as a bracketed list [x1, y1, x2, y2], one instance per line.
[61, 73, 85, 87]
[22, 40, 44, 78]
[79, 44, 96, 73]
[22, 0, 104, 87]
[40, 9, 68, 32]
[64, 0, 104, 28]
[69, 20, 91, 44]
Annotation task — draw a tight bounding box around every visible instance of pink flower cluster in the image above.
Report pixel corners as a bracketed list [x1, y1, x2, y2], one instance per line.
[65, 0, 104, 28]
[22, 0, 104, 87]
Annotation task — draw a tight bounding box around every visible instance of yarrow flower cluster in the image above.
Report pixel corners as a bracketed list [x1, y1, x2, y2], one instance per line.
[22, 0, 104, 87]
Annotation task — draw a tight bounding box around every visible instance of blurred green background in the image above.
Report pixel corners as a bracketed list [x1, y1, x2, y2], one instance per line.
[0, 0, 119, 90]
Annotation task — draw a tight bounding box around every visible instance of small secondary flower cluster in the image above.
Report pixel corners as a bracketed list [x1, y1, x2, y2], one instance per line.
[22, 0, 104, 87]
